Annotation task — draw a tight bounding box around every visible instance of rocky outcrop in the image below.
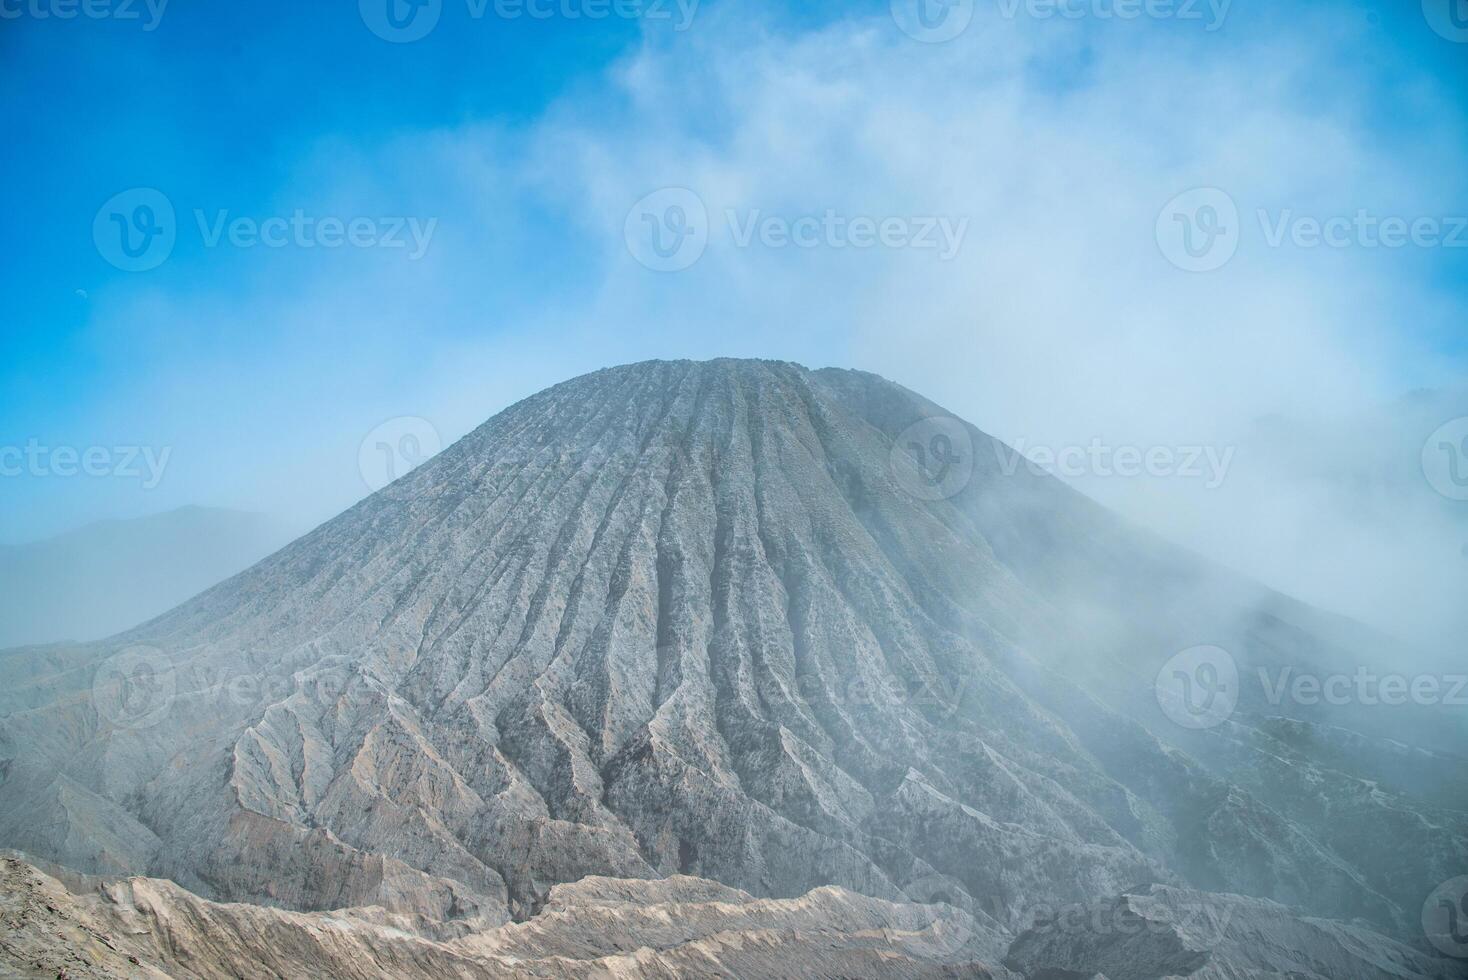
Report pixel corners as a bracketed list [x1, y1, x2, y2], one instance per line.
[6, 855, 1461, 980]
[0, 854, 1007, 979]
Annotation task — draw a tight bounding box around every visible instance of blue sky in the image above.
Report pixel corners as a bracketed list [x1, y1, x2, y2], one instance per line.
[2, 0, 1466, 646]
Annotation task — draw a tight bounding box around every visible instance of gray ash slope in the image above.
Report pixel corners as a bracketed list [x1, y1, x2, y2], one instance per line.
[1, 360, 1463, 955]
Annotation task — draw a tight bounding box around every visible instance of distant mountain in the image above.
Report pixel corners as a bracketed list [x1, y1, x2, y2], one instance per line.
[0, 361, 1462, 978]
[1229, 385, 1468, 664]
[0, 506, 296, 648]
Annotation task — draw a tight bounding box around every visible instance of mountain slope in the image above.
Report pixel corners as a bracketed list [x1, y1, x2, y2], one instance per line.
[0, 360, 1462, 969]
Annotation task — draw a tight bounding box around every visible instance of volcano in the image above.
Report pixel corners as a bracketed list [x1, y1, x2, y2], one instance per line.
[1, 359, 1464, 979]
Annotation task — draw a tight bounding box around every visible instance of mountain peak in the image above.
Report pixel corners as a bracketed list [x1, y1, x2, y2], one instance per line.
[0, 363, 1459, 967]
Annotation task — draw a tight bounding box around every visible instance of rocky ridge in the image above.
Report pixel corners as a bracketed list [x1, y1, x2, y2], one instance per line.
[5, 855, 1458, 980]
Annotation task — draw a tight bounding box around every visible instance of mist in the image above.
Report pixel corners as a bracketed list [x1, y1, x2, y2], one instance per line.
[6, 0, 1465, 739]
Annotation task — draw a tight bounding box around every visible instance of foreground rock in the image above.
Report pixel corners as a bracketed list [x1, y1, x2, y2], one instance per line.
[0, 855, 1004, 979]
[5, 855, 1461, 980]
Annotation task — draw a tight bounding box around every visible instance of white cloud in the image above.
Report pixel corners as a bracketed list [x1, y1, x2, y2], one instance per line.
[56, 3, 1468, 655]
[497, 5, 1467, 651]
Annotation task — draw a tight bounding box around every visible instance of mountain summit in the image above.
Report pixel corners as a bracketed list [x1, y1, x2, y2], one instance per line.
[1, 360, 1463, 976]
